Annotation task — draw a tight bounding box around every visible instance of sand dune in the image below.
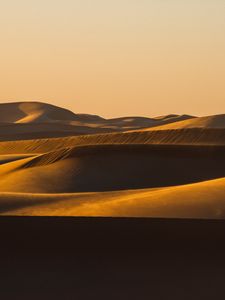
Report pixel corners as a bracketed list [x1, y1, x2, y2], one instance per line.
[0, 102, 120, 138]
[0, 102, 196, 141]
[143, 114, 225, 131]
[0, 177, 225, 219]
[0, 144, 225, 193]
[0, 101, 79, 123]
[1, 127, 225, 155]
[96, 114, 194, 129]
[0, 154, 34, 165]
[0, 122, 122, 141]
[0, 101, 189, 127]
[0, 101, 225, 219]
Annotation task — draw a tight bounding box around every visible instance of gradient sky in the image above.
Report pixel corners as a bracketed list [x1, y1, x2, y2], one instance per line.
[0, 0, 225, 118]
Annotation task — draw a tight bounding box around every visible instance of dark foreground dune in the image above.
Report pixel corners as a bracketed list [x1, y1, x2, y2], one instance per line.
[1, 216, 225, 299]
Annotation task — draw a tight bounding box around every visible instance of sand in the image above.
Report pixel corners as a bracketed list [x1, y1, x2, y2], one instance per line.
[0, 177, 225, 219]
[1, 216, 225, 299]
[0, 101, 195, 140]
[141, 114, 225, 131]
[0, 101, 225, 219]
[1, 101, 225, 298]
[0, 144, 225, 194]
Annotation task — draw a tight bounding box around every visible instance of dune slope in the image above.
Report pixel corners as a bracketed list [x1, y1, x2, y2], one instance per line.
[144, 114, 225, 131]
[0, 144, 225, 193]
[1, 128, 225, 155]
[0, 101, 79, 123]
[0, 177, 225, 219]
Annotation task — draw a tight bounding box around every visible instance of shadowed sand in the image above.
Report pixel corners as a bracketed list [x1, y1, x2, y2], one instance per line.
[0, 145, 225, 194]
[0, 154, 34, 164]
[1, 216, 225, 299]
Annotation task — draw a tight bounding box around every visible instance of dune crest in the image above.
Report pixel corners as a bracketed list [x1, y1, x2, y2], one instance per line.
[0, 101, 78, 123]
[142, 114, 225, 131]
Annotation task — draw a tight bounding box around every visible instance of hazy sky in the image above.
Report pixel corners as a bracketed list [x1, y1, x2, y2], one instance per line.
[0, 0, 225, 117]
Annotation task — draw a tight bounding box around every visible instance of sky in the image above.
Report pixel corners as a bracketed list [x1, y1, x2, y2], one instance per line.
[0, 0, 225, 118]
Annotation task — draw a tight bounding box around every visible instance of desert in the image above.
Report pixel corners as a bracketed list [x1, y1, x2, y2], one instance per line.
[1, 1, 225, 298]
[1, 101, 225, 299]
[0, 101, 225, 218]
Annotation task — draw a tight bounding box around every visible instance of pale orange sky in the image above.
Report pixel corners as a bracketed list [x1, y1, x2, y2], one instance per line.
[0, 0, 225, 118]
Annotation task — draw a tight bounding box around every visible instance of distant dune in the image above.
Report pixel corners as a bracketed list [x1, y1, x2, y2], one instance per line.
[0, 101, 79, 123]
[0, 101, 225, 219]
[0, 101, 195, 140]
[142, 114, 225, 131]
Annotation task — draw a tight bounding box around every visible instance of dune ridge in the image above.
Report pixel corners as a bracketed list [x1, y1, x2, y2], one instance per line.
[142, 114, 225, 131]
[1, 128, 225, 155]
